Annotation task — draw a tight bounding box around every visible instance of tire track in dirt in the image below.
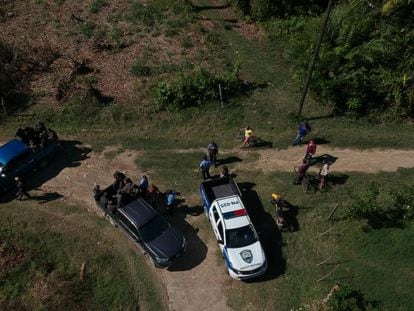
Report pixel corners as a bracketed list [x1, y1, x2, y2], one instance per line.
[37, 143, 414, 311]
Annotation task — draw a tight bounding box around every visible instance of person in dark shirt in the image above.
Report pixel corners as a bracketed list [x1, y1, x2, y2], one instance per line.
[220, 166, 229, 178]
[294, 159, 310, 184]
[207, 142, 219, 168]
[15, 177, 31, 200]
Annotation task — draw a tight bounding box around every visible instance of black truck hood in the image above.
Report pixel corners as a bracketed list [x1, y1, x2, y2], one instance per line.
[146, 226, 184, 260]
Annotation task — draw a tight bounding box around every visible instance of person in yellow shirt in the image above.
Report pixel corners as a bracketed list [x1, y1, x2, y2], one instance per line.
[241, 126, 253, 148]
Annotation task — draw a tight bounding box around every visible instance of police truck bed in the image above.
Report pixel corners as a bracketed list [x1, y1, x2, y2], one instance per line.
[200, 177, 241, 205]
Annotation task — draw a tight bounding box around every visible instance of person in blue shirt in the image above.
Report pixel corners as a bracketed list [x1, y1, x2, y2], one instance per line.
[292, 122, 311, 146]
[139, 175, 149, 196]
[198, 156, 212, 180]
[166, 190, 176, 215]
[207, 141, 219, 168]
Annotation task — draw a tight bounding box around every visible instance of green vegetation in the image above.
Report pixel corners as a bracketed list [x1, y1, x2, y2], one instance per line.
[263, 1, 414, 119]
[89, 0, 108, 14]
[2, 0, 414, 309]
[347, 182, 414, 228]
[328, 284, 379, 311]
[0, 199, 164, 310]
[154, 64, 242, 110]
[130, 59, 152, 77]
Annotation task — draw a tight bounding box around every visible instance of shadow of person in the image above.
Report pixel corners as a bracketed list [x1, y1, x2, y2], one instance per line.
[311, 153, 338, 166]
[328, 174, 349, 186]
[218, 156, 242, 166]
[237, 182, 286, 282]
[253, 139, 273, 148]
[282, 200, 300, 232]
[304, 137, 330, 145]
[32, 191, 63, 204]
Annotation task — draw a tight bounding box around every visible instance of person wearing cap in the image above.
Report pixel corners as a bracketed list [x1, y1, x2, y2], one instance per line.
[271, 193, 284, 228]
[15, 177, 31, 201]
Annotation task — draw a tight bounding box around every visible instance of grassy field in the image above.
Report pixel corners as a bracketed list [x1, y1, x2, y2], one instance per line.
[133, 146, 414, 310]
[0, 198, 164, 310]
[1, 0, 414, 310]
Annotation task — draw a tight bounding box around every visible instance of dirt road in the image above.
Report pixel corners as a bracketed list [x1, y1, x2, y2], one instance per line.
[37, 142, 414, 311]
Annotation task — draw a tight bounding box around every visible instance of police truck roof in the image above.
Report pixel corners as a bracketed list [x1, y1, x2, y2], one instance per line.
[217, 196, 250, 229]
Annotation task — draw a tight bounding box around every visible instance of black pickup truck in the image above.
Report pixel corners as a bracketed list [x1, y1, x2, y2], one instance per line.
[94, 180, 186, 267]
[0, 139, 61, 193]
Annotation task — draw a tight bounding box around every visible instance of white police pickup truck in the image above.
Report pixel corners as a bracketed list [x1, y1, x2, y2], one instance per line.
[200, 177, 267, 280]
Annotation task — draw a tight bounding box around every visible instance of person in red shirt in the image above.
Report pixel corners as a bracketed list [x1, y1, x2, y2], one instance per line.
[305, 140, 317, 161]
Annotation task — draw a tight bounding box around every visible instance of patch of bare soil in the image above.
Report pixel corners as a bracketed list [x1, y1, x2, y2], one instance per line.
[252, 145, 414, 174]
[0, 0, 206, 106]
[0, 243, 26, 275]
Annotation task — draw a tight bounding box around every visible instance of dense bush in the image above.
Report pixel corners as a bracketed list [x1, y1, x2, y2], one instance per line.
[265, 1, 414, 118]
[328, 284, 379, 311]
[347, 182, 414, 228]
[153, 63, 242, 110]
[231, 0, 327, 20]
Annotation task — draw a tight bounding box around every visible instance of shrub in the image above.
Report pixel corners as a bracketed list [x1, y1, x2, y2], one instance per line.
[181, 37, 193, 49]
[153, 63, 242, 110]
[89, 0, 108, 14]
[77, 21, 95, 39]
[130, 60, 152, 77]
[328, 284, 379, 311]
[347, 182, 414, 228]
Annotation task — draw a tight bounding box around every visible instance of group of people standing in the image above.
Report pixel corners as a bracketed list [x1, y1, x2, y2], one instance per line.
[15, 121, 59, 152]
[292, 122, 331, 189]
[198, 141, 229, 180]
[271, 122, 333, 229]
[93, 172, 177, 215]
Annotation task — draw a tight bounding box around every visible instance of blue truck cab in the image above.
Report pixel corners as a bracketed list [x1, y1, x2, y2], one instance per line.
[0, 139, 60, 192]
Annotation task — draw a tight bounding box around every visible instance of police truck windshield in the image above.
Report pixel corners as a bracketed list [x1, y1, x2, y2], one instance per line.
[226, 225, 257, 248]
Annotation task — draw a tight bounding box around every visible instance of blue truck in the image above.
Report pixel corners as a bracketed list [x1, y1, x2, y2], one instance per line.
[0, 138, 61, 193]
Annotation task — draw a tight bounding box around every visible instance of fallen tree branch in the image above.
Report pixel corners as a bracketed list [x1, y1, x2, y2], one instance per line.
[317, 264, 340, 282]
[327, 204, 340, 220]
[316, 256, 332, 267]
[319, 226, 334, 237]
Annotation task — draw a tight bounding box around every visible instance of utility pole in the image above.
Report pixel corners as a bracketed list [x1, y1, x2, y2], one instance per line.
[297, 0, 334, 117]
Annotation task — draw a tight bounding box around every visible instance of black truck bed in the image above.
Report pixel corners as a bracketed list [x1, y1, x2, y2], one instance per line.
[200, 177, 241, 204]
